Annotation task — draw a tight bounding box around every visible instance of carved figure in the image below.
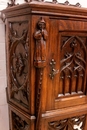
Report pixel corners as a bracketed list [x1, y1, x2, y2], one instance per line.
[34, 17, 48, 62]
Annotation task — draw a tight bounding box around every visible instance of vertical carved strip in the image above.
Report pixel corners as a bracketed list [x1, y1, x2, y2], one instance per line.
[82, 73, 86, 94]
[34, 17, 48, 130]
[76, 72, 80, 93]
[70, 73, 73, 93]
[35, 68, 43, 130]
[63, 72, 66, 95]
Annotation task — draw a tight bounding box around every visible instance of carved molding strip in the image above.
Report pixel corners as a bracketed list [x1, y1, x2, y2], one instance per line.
[48, 115, 86, 130]
[35, 68, 43, 130]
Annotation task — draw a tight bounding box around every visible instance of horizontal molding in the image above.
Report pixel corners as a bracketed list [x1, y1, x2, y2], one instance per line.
[42, 104, 87, 119]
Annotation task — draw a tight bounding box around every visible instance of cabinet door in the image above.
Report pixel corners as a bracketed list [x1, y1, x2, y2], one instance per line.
[46, 19, 87, 110]
[55, 31, 87, 109]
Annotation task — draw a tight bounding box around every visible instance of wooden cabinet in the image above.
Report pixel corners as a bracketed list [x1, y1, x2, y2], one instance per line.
[2, 1, 87, 130]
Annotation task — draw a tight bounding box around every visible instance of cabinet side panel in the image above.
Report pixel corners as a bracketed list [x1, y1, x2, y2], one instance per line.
[6, 16, 32, 113]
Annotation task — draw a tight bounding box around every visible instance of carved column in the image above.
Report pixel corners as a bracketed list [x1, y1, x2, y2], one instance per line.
[34, 17, 48, 130]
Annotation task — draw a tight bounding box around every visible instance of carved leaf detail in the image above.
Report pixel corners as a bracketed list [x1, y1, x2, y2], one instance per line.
[12, 112, 29, 130]
[48, 115, 86, 130]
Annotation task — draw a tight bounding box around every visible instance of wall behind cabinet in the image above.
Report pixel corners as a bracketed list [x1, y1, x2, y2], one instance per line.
[0, 19, 9, 130]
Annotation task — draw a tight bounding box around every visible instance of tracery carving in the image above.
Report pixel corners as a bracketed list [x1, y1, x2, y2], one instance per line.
[12, 112, 29, 130]
[48, 115, 86, 130]
[8, 21, 29, 107]
[34, 17, 48, 68]
[59, 36, 87, 96]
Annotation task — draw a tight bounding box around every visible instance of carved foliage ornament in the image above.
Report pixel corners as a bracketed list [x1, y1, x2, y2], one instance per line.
[9, 22, 29, 107]
[48, 115, 86, 130]
[12, 112, 29, 130]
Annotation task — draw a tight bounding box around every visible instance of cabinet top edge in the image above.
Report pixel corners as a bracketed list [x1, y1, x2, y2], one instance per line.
[2, 1, 87, 18]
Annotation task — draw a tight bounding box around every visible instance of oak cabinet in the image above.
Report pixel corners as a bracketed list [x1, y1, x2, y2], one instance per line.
[2, 1, 87, 130]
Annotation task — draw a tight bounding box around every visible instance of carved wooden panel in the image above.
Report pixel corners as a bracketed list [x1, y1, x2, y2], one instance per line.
[58, 35, 87, 97]
[52, 30, 87, 109]
[8, 21, 30, 109]
[48, 115, 86, 130]
[12, 112, 30, 130]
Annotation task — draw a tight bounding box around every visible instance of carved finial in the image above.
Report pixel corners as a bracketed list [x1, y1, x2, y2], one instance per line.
[64, 0, 69, 5]
[52, 0, 57, 4]
[7, 0, 19, 7]
[75, 2, 81, 7]
[58, 0, 81, 7]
